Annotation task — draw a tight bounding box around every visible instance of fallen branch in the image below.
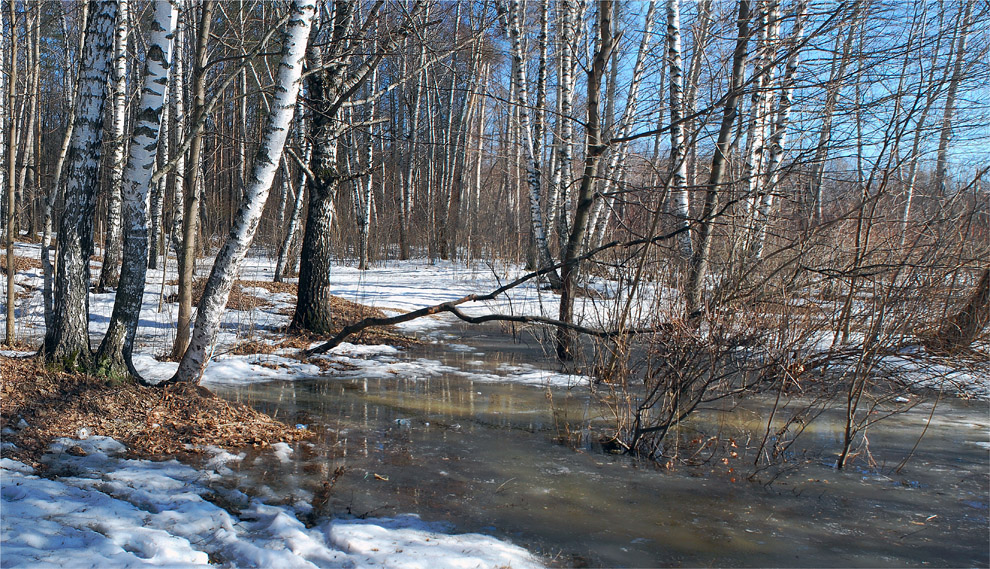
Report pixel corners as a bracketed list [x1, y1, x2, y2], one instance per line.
[301, 227, 693, 356]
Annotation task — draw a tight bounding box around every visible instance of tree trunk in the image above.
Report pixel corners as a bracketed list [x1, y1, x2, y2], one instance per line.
[148, 83, 169, 270]
[556, 0, 616, 360]
[684, 0, 751, 318]
[932, 0, 975, 196]
[95, 0, 177, 379]
[750, 0, 806, 260]
[97, 0, 128, 292]
[929, 269, 990, 353]
[666, 0, 692, 259]
[42, 0, 117, 368]
[4, 0, 15, 346]
[173, 0, 314, 383]
[502, 0, 562, 289]
[171, 0, 215, 360]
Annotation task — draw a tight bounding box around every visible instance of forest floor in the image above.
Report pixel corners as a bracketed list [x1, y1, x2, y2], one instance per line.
[1, 241, 988, 567]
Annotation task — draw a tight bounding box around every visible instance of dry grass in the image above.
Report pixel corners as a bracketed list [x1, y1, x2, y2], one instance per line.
[1, 356, 309, 469]
[1, 255, 41, 275]
[165, 278, 268, 311]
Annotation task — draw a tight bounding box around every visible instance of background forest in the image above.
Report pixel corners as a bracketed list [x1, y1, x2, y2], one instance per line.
[1, 0, 988, 459]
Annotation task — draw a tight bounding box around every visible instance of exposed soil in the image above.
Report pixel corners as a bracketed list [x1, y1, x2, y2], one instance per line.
[1, 255, 41, 275]
[1, 356, 310, 469]
[164, 278, 269, 311]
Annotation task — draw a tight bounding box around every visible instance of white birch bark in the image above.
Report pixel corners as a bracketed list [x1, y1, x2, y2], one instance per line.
[42, 3, 89, 332]
[932, 0, 975, 196]
[589, 0, 657, 249]
[502, 0, 561, 288]
[739, 0, 776, 258]
[666, 0, 692, 258]
[173, 0, 314, 383]
[750, 0, 805, 260]
[169, 12, 185, 257]
[684, 0, 712, 190]
[275, 94, 309, 282]
[95, 0, 177, 378]
[43, 0, 118, 365]
[356, 67, 376, 269]
[149, 83, 169, 269]
[549, 0, 579, 256]
[97, 0, 128, 291]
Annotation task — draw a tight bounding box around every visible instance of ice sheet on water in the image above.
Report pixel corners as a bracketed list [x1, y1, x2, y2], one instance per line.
[1, 436, 544, 568]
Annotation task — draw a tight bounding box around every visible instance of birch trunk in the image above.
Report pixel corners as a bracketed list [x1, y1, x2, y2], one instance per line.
[3, 0, 14, 346]
[42, 0, 117, 367]
[750, 0, 805, 260]
[666, 0, 692, 259]
[169, 12, 185, 258]
[684, 0, 751, 318]
[502, 0, 562, 289]
[556, 0, 616, 360]
[589, 0, 658, 249]
[932, 0, 975, 196]
[97, 0, 128, 292]
[173, 0, 314, 384]
[550, 0, 579, 258]
[275, 96, 308, 282]
[149, 84, 169, 270]
[739, 0, 775, 257]
[95, 0, 177, 379]
[356, 68, 376, 269]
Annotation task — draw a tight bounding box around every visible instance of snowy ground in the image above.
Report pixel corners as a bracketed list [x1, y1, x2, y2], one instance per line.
[2, 245, 574, 568]
[1, 437, 542, 568]
[3, 243, 989, 567]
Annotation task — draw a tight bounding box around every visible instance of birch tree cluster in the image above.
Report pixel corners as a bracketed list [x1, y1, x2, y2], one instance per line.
[0, 0, 988, 384]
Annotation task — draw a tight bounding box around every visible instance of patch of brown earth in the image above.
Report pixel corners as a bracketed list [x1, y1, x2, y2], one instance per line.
[1, 255, 41, 275]
[165, 278, 267, 310]
[1, 356, 309, 469]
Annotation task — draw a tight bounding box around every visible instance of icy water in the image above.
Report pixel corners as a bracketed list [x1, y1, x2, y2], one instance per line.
[212, 325, 990, 568]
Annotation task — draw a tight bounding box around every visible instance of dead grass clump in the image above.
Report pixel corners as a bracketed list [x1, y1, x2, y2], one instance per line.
[1, 356, 309, 468]
[238, 279, 297, 295]
[228, 338, 279, 356]
[1, 255, 41, 275]
[165, 278, 268, 311]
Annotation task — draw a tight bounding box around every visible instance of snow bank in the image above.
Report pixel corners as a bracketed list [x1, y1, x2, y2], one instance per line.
[1, 437, 543, 568]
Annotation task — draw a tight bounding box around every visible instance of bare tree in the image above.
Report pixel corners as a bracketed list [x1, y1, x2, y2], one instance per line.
[42, 0, 118, 368]
[96, 0, 129, 292]
[95, 0, 178, 379]
[172, 0, 314, 383]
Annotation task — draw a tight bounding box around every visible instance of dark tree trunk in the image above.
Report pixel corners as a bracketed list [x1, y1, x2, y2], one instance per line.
[43, 0, 117, 368]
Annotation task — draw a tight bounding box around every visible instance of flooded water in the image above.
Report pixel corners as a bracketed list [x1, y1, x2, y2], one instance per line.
[211, 325, 989, 568]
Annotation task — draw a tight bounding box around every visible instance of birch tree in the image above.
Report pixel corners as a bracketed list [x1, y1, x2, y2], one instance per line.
[666, 0, 692, 259]
[172, 0, 314, 383]
[171, 0, 215, 359]
[3, 0, 14, 346]
[501, 0, 562, 290]
[94, 0, 177, 379]
[274, 97, 308, 282]
[556, 0, 617, 359]
[932, 0, 975, 196]
[749, 0, 806, 260]
[684, 0, 751, 318]
[97, 0, 129, 292]
[42, 0, 117, 368]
